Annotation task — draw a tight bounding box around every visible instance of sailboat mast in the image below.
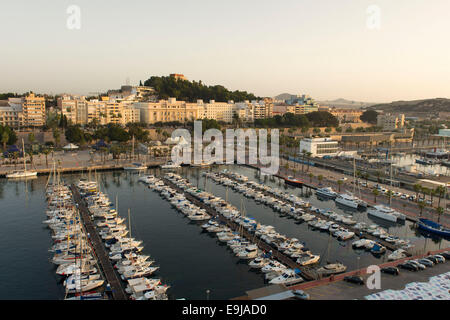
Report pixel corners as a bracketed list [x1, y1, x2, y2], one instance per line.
[128, 208, 131, 239]
[22, 138, 27, 172]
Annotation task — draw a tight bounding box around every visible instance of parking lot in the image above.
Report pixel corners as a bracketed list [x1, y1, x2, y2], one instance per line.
[305, 260, 450, 300]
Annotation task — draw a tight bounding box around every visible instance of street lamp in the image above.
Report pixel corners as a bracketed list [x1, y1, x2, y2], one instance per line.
[206, 289, 210, 300]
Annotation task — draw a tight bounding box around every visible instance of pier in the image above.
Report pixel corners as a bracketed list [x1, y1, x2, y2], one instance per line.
[215, 171, 405, 253]
[161, 177, 316, 281]
[70, 184, 128, 300]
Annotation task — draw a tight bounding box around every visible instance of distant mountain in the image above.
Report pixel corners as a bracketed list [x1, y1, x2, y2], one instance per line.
[368, 98, 450, 113]
[274, 93, 296, 101]
[318, 98, 378, 109]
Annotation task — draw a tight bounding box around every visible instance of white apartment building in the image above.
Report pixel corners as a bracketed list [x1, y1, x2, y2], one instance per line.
[203, 100, 235, 123]
[299, 137, 339, 158]
[377, 113, 405, 131]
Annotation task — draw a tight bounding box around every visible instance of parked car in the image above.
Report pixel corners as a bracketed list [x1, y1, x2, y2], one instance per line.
[432, 255, 446, 263]
[409, 195, 417, 201]
[426, 200, 433, 206]
[381, 266, 399, 275]
[440, 251, 450, 259]
[291, 290, 310, 300]
[344, 276, 365, 285]
[398, 262, 419, 271]
[418, 258, 434, 267]
[361, 182, 368, 188]
[400, 194, 408, 200]
[394, 192, 402, 197]
[407, 260, 426, 270]
[426, 256, 439, 264]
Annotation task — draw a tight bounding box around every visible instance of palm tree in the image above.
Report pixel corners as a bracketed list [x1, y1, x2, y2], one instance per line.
[418, 200, 426, 217]
[305, 152, 312, 171]
[337, 179, 343, 192]
[301, 149, 307, 172]
[435, 186, 446, 208]
[317, 175, 323, 185]
[372, 188, 379, 203]
[386, 190, 394, 206]
[413, 184, 422, 202]
[42, 147, 50, 168]
[1, 131, 9, 151]
[309, 172, 314, 183]
[435, 207, 444, 223]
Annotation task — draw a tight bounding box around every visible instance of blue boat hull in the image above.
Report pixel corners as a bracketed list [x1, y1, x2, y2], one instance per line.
[417, 219, 450, 237]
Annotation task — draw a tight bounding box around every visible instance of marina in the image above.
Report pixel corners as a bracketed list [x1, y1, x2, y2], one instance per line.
[0, 164, 448, 300]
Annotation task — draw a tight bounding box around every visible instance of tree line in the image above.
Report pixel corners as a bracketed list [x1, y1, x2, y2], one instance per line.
[144, 76, 260, 102]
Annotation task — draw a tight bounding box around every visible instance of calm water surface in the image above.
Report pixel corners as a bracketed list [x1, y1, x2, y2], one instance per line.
[0, 164, 448, 299]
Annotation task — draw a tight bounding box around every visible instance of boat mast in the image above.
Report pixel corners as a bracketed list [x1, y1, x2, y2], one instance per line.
[22, 138, 27, 172]
[128, 208, 132, 240]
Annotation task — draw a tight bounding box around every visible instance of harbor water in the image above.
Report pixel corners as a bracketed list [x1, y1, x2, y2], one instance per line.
[0, 164, 448, 299]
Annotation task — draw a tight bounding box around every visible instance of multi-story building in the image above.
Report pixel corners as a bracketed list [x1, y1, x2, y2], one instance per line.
[169, 73, 188, 81]
[285, 94, 319, 115]
[0, 98, 24, 128]
[377, 113, 405, 131]
[299, 137, 339, 158]
[0, 93, 45, 128]
[134, 98, 203, 124]
[203, 100, 235, 123]
[328, 108, 364, 123]
[59, 95, 140, 126]
[22, 93, 46, 127]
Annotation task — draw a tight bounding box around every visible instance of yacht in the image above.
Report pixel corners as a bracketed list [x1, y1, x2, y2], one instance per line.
[367, 205, 406, 223]
[296, 253, 320, 266]
[6, 139, 38, 179]
[124, 162, 147, 171]
[284, 176, 303, 188]
[160, 161, 181, 170]
[388, 249, 408, 261]
[316, 187, 338, 199]
[269, 269, 304, 285]
[335, 193, 366, 209]
[317, 263, 347, 276]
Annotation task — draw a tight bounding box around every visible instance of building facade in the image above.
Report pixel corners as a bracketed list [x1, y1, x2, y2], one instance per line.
[377, 113, 405, 131]
[0, 93, 45, 128]
[299, 137, 339, 157]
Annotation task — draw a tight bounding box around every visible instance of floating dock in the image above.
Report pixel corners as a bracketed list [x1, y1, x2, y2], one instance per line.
[70, 184, 128, 300]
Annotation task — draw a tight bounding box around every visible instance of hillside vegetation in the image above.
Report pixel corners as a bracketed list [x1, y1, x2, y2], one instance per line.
[144, 76, 260, 102]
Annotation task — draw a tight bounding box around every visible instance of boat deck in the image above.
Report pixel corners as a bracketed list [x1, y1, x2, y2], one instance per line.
[161, 177, 316, 281]
[71, 184, 128, 300]
[218, 172, 403, 253]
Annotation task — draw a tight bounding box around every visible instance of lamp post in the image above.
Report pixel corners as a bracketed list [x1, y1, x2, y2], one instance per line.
[206, 289, 210, 300]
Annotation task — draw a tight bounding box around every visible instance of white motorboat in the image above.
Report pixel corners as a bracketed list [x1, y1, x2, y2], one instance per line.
[160, 161, 181, 170]
[335, 193, 366, 209]
[367, 205, 406, 223]
[387, 249, 408, 261]
[317, 263, 347, 276]
[316, 187, 338, 199]
[296, 253, 320, 266]
[124, 162, 147, 171]
[269, 269, 304, 285]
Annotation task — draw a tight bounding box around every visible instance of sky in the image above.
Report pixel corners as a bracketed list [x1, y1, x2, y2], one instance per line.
[1, 0, 449, 103]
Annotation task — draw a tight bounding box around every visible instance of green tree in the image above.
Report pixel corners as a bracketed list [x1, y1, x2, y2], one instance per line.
[418, 200, 426, 217]
[337, 179, 343, 192]
[435, 207, 444, 223]
[372, 188, 379, 203]
[360, 110, 379, 124]
[1, 130, 9, 151]
[317, 174, 323, 185]
[309, 172, 314, 183]
[413, 184, 422, 202]
[52, 128, 61, 147]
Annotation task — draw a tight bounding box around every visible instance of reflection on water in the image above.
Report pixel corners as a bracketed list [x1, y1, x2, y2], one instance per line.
[0, 164, 448, 300]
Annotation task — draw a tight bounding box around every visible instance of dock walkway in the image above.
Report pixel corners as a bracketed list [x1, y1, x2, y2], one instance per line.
[162, 178, 316, 281]
[217, 172, 403, 253]
[71, 184, 128, 300]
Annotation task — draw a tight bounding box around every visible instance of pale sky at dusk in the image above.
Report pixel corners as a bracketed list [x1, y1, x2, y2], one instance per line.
[1, 0, 449, 103]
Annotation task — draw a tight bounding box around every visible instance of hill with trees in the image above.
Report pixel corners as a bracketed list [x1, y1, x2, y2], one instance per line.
[143, 76, 260, 102]
[369, 98, 450, 113]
